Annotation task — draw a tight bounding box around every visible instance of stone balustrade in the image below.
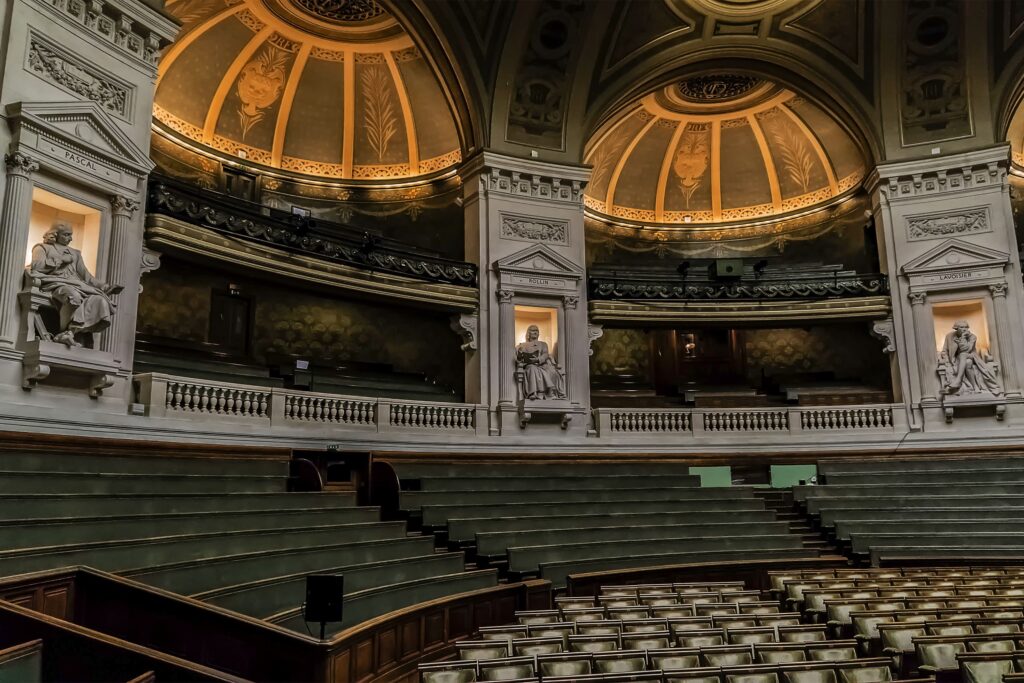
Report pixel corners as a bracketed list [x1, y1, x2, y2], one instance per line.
[135, 373, 486, 436]
[136, 373, 908, 443]
[595, 405, 906, 440]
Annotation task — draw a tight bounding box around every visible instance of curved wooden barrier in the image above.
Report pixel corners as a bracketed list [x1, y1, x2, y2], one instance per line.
[0, 566, 551, 683]
[566, 555, 848, 597]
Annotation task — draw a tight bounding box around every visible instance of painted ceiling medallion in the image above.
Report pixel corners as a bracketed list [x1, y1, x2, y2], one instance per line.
[290, 0, 385, 23]
[677, 75, 764, 103]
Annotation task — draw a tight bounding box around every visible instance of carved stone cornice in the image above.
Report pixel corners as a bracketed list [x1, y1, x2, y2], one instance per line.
[30, 0, 178, 70]
[866, 144, 1010, 201]
[5, 152, 39, 177]
[462, 151, 590, 204]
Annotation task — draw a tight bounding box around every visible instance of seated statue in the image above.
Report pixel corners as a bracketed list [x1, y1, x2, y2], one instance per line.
[939, 320, 1003, 397]
[28, 223, 120, 347]
[515, 324, 565, 400]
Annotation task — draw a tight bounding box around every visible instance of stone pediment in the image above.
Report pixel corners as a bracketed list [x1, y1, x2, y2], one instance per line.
[901, 239, 1008, 275]
[6, 101, 153, 192]
[495, 244, 584, 279]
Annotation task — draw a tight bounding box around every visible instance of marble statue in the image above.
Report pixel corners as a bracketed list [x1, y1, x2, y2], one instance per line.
[939, 320, 1003, 397]
[515, 324, 566, 400]
[28, 223, 121, 347]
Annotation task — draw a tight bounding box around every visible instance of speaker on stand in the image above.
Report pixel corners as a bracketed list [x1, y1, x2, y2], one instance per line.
[304, 574, 344, 640]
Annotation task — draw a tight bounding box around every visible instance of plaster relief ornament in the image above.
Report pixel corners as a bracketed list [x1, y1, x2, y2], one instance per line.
[29, 223, 122, 347]
[673, 130, 709, 208]
[515, 324, 565, 400]
[237, 47, 288, 139]
[938, 320, 1003, 397]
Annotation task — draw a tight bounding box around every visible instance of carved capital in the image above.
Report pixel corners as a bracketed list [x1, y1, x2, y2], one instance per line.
[110, 195, 140, 217]
[450, 312, 478, 352]
[497, 289, 515, 304]
[5, 152, 39, 177]
[870, 317, 896, 354]
[990, 283, 1009, 298]
[908, 291, 927, 306]
[587, 324, 604, 357]
[562, 295, 579, 310]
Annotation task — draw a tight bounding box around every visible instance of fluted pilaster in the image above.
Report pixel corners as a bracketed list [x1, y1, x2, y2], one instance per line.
[0, 153, 39, 345]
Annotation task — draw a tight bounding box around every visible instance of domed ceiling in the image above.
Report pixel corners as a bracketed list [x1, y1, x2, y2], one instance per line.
[584, 75, 867, 227]
[155, 0, 462, 181]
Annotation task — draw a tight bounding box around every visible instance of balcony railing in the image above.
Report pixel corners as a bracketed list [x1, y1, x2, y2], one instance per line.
[589, 269, 888, 301]
[145, 175, 477, 287]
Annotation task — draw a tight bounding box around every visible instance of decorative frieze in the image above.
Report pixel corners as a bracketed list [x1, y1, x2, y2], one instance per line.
[875, 159, 1005, 201]
[906, 207, 990, 241]
[26, 35, 133, 119]
[500, 214, 568, 245]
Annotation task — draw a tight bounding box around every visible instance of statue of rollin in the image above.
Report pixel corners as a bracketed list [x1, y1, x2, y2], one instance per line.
[28, 223, 121, 347]
[515, 324, 566, 400]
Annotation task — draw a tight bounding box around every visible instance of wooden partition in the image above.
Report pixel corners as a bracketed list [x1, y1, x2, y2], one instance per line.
[565, 556, 848, 597]
[0, 567, 551, 683]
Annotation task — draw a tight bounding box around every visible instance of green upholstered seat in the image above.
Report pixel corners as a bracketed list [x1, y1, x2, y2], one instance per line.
[783, 668, 837, 683]
[916, 641, 966, 673]
[725, 673, 779, 683]
[758, 649, 807, 664]
[479, 661, 535, 681]
[961, 658, 1014, 683]
[594, 655, 646, 673]
[456, 643, 508, 661]
[968, 640, 1016, 652]
[836, 665, 892, 683]
[651, 653, 701, 669]
[538, 655, 592, 677]
[807, 646, 858, 662]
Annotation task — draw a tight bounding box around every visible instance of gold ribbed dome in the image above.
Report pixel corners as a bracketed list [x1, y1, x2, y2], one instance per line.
[584, 75, 867, 227]
[155, 0, 461, 181]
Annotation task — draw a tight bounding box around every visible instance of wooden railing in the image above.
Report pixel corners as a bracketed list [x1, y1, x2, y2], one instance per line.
[0, 567, 551, 683]
[565, 556, 848, 597]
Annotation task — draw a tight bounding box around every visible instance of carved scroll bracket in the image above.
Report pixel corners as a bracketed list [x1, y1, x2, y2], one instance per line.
[451, 312, 478, 352]
[870, 317, 896, 354]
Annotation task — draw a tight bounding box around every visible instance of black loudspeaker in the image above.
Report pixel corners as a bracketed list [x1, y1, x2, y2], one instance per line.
[709, 258, 743, 280]
[305, 574, 344, 624]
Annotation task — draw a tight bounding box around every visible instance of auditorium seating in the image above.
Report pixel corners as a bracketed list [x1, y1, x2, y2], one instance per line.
[0, 446, 495, 637]
[794, 457, 1024, 565]
[423, 568, 1024, 683]
[387, 461, 819, 586]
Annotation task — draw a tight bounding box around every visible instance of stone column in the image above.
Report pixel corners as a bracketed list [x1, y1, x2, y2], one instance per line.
[101, 195, 142, 367]
[0, 152, 39, 346]
[497, 288, 515, 406]
[908, 292, 935, 401]
[561, 294, 578, 401]
[989, 283, 1019, 396]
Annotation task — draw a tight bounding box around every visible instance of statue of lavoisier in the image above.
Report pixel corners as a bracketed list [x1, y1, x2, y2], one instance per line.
[939, 319, 1003, 396]
[28, 223, 121, 347]
[515, 324, 565, 400]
